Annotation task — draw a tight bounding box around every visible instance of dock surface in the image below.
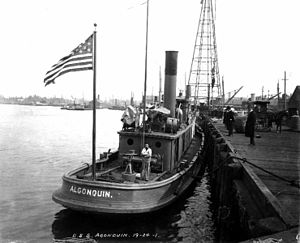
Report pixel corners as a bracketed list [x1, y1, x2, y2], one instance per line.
[214, 120, 299, 233]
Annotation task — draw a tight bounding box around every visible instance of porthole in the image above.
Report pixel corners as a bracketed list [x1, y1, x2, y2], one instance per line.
[155, 141, 162, 148]
[127, 138, 134, 145]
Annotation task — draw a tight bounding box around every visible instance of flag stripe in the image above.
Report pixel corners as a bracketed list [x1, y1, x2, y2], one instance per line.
[45, 53, 93, 79]
[48, 53, 92, 72]
[44, 34, 93, 86]
[45, 62, 93, 85]
[45, 55, 92, 78]
[45, 66, 92, 86]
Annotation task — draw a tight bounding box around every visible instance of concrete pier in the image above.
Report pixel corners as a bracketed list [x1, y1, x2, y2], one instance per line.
[201, 118, 299, 242]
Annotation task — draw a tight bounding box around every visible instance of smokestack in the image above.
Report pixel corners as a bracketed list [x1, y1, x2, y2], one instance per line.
[185, 84, 191, 100]
[164, 51, 178, 117]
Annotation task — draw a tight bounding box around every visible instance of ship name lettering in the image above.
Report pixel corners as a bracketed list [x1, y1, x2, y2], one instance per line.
[70, 186, 112, 198]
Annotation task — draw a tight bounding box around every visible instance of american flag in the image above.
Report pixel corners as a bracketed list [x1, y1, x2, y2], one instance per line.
[44, 34, 93, 86]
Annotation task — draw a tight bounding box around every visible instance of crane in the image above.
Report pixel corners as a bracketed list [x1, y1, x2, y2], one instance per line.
[268, 92, 281, 101]
[224, 86, 243, 105]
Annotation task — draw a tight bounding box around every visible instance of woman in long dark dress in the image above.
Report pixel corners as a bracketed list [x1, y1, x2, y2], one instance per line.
[245, 109, 256, 145]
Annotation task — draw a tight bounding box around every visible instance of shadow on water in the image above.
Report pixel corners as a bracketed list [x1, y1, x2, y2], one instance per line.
[52, 177, 216, 242]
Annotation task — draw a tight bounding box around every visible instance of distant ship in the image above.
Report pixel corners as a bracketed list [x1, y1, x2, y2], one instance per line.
[61, 103, 85, 110]
[108, 105, 126, 111]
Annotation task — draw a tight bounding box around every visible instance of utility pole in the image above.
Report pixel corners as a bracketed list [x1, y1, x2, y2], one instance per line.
[222, 76, 225, 107]
[207, 84, 210, 108]
[283, 71, 287, 110]
[158, 66, 162, 105]
[277, 80, 280, 107]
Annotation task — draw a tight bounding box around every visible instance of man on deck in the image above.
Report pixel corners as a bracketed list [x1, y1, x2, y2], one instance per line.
[141, 144, 152, 181]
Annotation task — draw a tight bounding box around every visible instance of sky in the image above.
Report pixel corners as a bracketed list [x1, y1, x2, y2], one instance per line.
[0, 0, 299, 101]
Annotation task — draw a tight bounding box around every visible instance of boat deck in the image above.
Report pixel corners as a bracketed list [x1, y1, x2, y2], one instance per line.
[73, 136, 202, 184]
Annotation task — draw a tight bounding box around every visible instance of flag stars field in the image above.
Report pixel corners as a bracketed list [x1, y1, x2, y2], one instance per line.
[44, 34, 94, 87]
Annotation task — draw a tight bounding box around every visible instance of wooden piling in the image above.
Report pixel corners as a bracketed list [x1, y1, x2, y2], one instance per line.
[201, 117, 300, 241]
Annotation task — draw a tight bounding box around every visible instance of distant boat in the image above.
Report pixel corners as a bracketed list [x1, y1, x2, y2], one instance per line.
[108, 105, 126, 111]
[84, 100, 101, 110]
[61, 103, 85, 110]
[60, 105, 69, 110]
[35, 101, 47, 106]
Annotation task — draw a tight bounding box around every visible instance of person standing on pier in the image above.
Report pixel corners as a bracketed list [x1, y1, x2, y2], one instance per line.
[225, 106, 235, 136]
[223, 107, 228, 129]
[141, 144, 152, 181]
[245, 108, 256, 145]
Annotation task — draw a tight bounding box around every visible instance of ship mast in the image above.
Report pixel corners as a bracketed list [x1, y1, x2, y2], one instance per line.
[158, 66, 162, 106]
[141, 0, 149, 147]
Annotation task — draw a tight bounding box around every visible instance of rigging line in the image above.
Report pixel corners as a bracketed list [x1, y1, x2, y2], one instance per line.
[127, 1, 147, 10]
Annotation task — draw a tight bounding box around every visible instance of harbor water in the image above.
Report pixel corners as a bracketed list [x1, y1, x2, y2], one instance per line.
[0, 104, 216, 242]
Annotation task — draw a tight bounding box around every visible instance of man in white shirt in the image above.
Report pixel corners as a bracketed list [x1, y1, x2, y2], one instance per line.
[141, 144, 152, 181]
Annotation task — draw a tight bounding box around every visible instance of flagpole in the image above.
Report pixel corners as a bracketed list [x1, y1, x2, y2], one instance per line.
[92, 24, 97, 181]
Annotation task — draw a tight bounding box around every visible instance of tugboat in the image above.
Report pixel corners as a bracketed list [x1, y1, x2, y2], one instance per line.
[51, 0, 205, 214]
[52, 51, 205, 214]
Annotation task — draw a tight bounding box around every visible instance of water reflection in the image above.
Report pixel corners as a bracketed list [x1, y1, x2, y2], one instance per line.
[52, 178, 215, 242]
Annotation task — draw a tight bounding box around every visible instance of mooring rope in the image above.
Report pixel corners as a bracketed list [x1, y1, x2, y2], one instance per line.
[229, 155, 300, 189]
[201, 153, 300, 188]
[202, 156, 233, 178]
